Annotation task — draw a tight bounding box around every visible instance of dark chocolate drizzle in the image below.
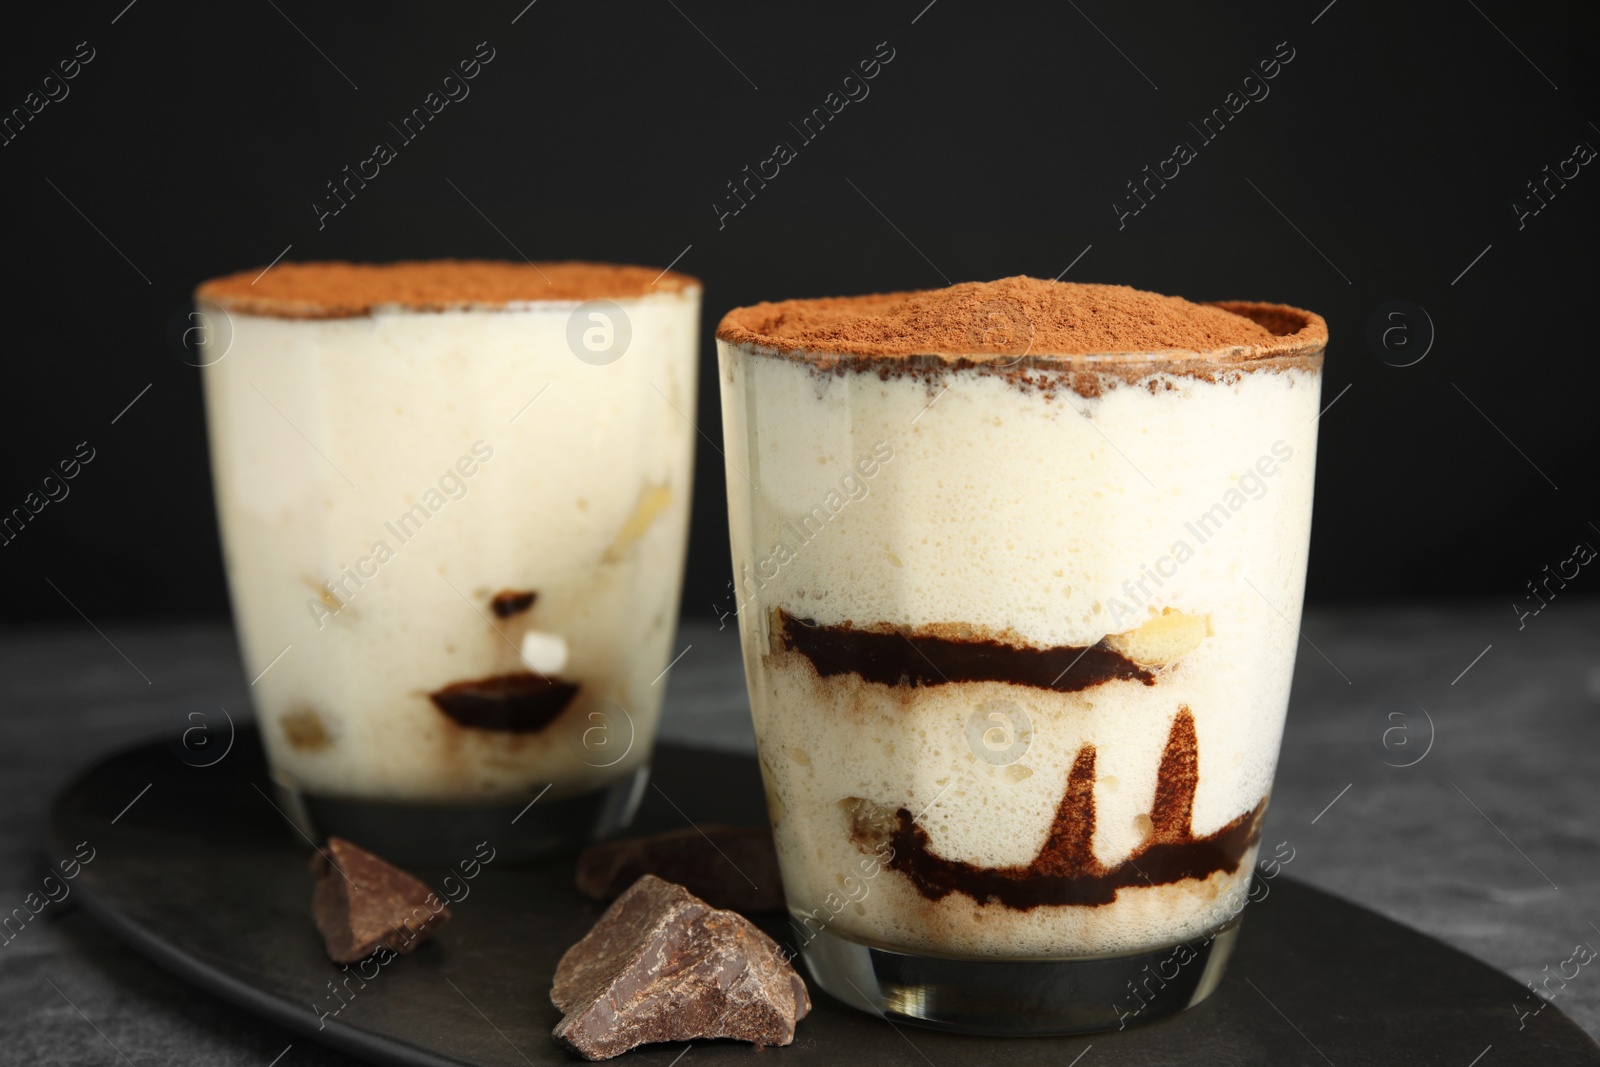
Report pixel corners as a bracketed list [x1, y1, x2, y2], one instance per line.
[490, 590, 538, 618]
[883, 708, 1264, 909]
[775, 609, 1153, 692]
[429, 672, 578, 732]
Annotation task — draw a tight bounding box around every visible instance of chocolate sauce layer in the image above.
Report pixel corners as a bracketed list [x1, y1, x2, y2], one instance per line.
[429, 672, 578, 732]
[775, 610, 1153, 692]
[881, 709, 1264, 909]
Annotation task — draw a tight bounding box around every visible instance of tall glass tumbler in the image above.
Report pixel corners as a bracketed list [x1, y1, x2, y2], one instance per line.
[715, 281, 1325, 1034]
[196, 260, 700, 860]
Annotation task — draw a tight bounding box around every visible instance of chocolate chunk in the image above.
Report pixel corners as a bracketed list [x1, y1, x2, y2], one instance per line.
[490, 589, 537, 618]
[310, 837, 451, 964]
[429, 672, 578, 732]
[576, 825, 784, 913]
[552, 875, 809, 1060]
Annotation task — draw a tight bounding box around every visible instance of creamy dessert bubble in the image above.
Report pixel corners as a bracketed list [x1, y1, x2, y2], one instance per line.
[197, 260, 699, 805]
[716, 277, 1325, 958]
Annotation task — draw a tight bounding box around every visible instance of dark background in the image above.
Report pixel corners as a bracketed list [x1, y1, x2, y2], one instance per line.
[2, 0, 1595, 627]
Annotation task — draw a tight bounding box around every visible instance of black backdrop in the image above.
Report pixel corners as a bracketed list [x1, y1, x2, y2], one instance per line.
[2, 0, 1595, 625]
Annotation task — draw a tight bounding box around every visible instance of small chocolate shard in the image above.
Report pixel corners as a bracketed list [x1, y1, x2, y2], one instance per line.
[576, 826, 784, 913]
[429, 672, 578, 732]
[552, 876, 809, 1060]
[310, 837, 451, 964]
[490, 589, 537, 618]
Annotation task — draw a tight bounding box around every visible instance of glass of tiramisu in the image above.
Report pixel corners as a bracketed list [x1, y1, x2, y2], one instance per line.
[196, 260, 700, 861]
[715, 277, 1325, 1034]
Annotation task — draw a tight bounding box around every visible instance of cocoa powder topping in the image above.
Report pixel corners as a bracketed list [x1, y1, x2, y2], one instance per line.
[717, 276, 1325, 362]
[197, 259, 699, 319]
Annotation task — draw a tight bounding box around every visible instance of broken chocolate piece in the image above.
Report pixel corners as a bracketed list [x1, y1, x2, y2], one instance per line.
[490, 589, 537, 618]
[576, 825, 784, 913]
[429, 672, 578, 732]
[551, 875, 809, 1060]
[310, 837, 452, 964]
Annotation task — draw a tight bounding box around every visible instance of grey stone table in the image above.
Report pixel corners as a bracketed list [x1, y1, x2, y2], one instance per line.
[2, 603, 1597, 1065]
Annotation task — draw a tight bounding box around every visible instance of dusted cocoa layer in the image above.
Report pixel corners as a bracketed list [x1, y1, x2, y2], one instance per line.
[774, 610, 1154, 692]
[717, 277, 1326, 362]
[868, 709, 1265, 909]
[719, 280, 1325, 399]
[198, 259, 699, 319]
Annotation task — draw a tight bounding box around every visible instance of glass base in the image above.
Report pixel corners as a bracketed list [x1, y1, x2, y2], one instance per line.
[797, 915, 1241, 1036]
[272, 766, 650, 864]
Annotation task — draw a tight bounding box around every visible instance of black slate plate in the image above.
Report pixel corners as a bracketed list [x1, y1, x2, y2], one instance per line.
[50, 727, 1600, 1067]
